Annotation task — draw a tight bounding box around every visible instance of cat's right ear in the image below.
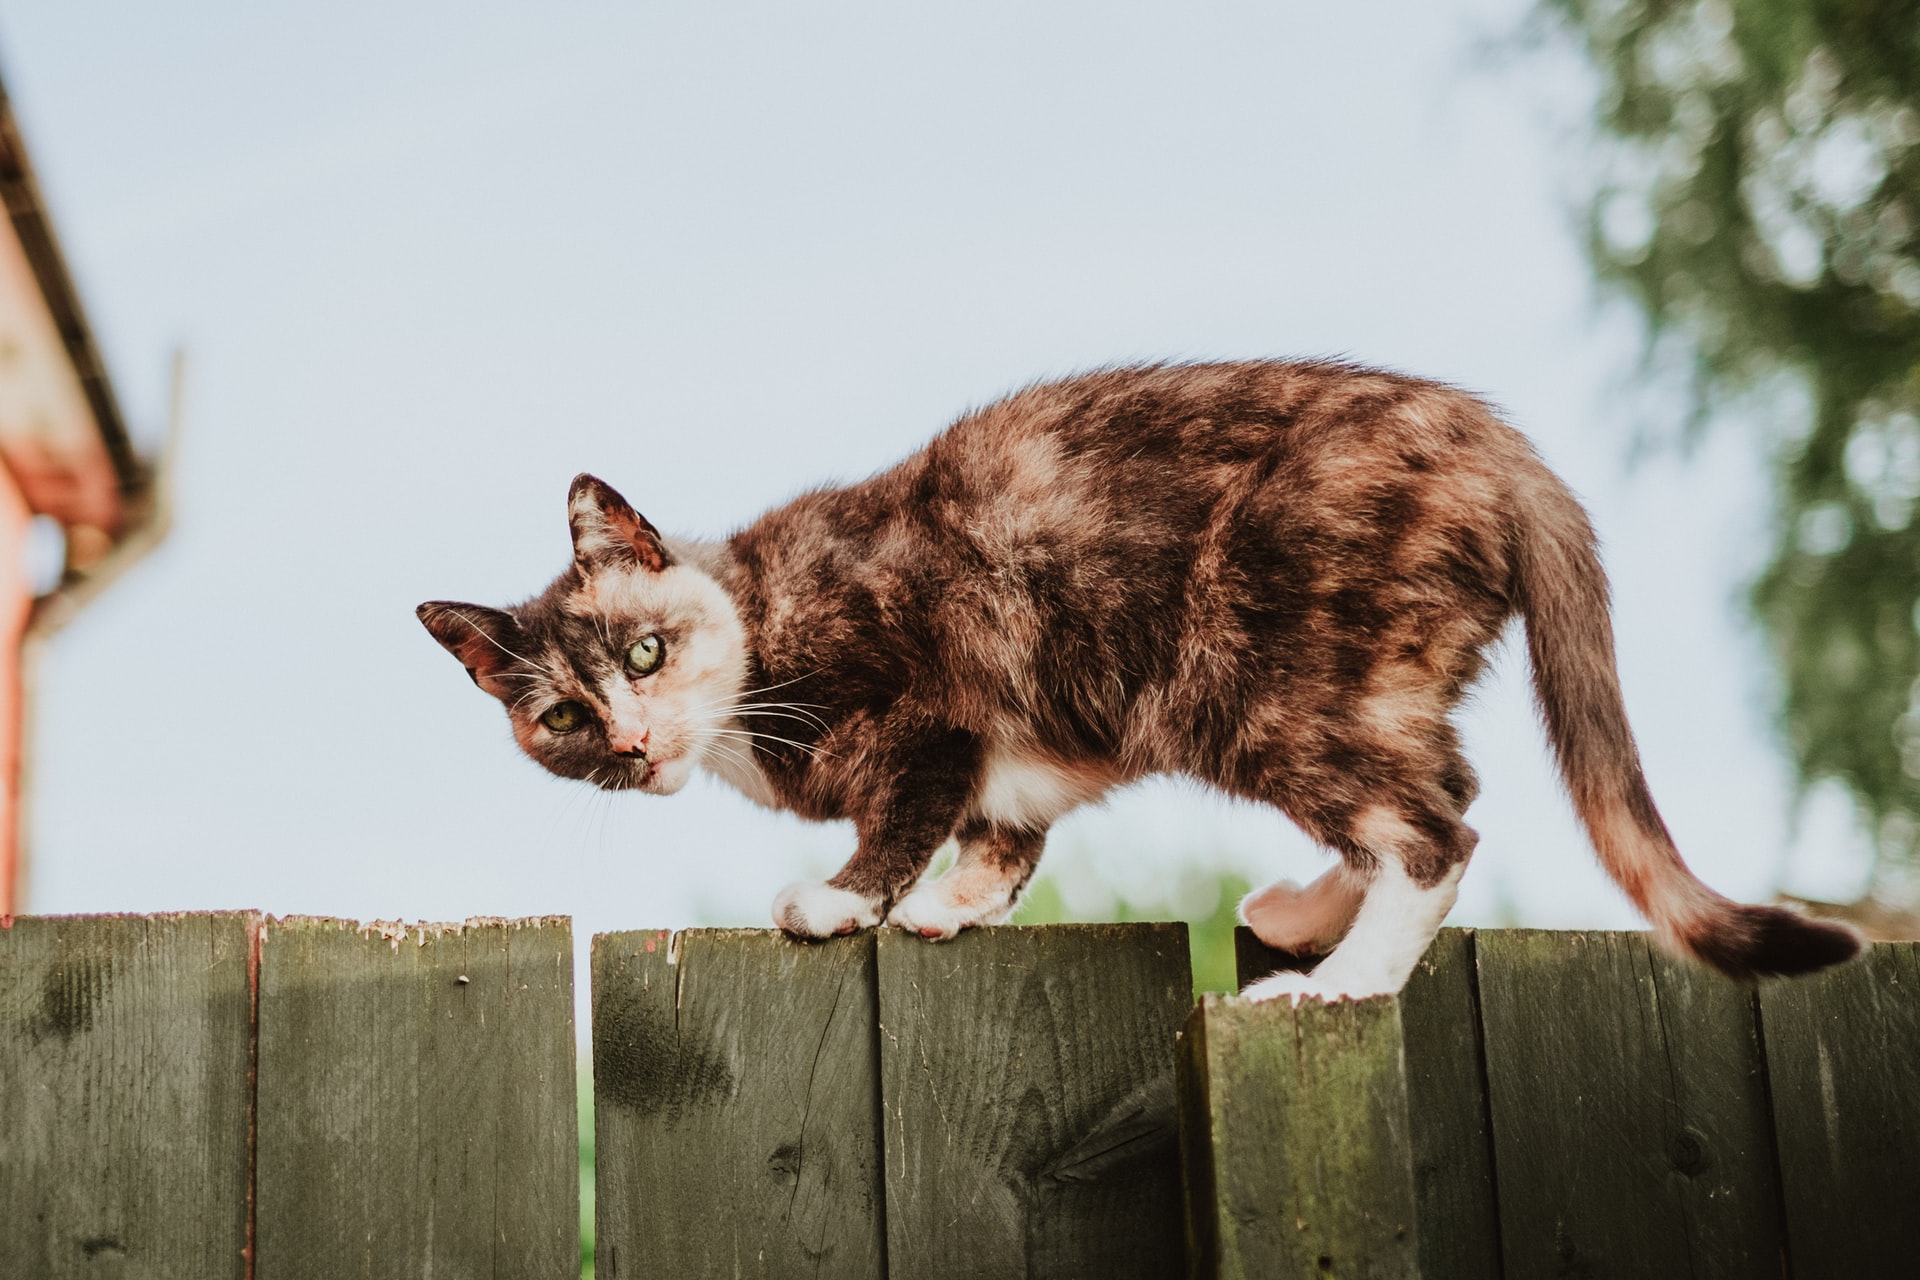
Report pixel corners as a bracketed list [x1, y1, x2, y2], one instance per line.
[416, 602, 529, 694]
[568, 473, 673, 574]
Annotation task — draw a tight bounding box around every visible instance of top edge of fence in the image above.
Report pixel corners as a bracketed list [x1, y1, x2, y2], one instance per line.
[0, 909, 263, 929]
[592, 920, 1192, 949]
[258, 914, 572, 945]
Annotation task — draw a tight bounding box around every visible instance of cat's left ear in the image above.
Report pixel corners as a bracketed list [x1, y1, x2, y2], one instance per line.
[568, 473, 672, 574]
[417, 601, 530, 694]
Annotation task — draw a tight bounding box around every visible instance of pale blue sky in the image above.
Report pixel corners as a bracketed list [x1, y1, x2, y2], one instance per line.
[6, 1, 1873, 943]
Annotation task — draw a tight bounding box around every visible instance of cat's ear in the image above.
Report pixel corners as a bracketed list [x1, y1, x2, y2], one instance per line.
[568, 473, 672, 574]
[417, 601, 530, 693]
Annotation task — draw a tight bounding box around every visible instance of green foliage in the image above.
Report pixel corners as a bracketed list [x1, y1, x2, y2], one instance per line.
[1017, 868, 1253, 996]
[580, 1070, 595, 1278]
[1539, 0, 1920, 885]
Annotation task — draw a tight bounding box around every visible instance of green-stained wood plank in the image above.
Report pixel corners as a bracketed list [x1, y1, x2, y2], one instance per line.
[253, 915, 577, 1280]
[1179, 993, 1419, 1280]
[0, 912, 255, 1278]
[591, 928, 883, 1280]
[879, 923, 1192, 1280]
[1759, 940, 1920, 1279]
[1476, 929, 1784, 1279]
[1234, 925, 1502, 1277]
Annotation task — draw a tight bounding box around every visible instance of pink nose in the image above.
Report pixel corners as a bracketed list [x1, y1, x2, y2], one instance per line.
[610, 728, 650, 758]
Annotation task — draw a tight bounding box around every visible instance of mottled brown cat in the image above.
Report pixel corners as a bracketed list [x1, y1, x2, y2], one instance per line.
[419, 360, 1858, 1001]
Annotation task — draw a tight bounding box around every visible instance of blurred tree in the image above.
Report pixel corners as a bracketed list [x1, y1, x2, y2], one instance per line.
[1538, 0, 1920, 897]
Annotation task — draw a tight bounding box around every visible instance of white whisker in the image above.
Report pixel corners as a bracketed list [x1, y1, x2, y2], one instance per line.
[721, 707, 833, 733]
[704, 726, 834, 759]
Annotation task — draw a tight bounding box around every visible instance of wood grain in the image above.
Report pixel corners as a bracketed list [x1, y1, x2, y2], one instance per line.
[1759, 940, 1920, 1280]
[1396, 927, 1501, 1280]
[1476, 929, 1784, 1279]
[0, 912, 255, 1278]
[591, 927, 884, 1280]
[1234, 926, 1500, 1276]
[1181, 992, 1419, 1280]
[879, 922, 1192, 1280]
[252, 915, 577, 1279]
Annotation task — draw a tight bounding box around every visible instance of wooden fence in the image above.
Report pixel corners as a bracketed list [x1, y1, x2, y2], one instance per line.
[3, 913, 1916, 1278]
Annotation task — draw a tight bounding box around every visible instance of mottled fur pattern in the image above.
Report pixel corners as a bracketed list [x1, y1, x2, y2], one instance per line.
[420, 361, 1859, 1000]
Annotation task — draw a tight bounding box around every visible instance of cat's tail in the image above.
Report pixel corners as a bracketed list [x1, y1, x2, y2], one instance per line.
[1512, 466, 1861, 979]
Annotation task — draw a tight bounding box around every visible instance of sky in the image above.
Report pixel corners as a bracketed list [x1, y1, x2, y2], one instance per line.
[3, 1, 1876, 950]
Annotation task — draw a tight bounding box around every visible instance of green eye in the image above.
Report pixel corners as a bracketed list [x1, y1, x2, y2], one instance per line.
[540, 701, 587, 734]
[625, 633, 665, 676]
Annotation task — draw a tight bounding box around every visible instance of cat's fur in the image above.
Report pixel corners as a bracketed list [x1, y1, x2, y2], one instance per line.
[419, 360, 1859, 1001]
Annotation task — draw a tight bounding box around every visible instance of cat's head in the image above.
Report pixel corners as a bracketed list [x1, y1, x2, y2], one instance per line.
[418, 474, 748, 794]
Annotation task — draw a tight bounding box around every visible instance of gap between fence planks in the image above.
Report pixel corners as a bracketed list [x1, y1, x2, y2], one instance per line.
[589, 921, 1193, 1280]
[1, 912, 578, 1280]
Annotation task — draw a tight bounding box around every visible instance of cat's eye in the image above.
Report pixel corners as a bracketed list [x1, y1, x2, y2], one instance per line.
[625, 633, 666, 676]
[540, 701, 587, 734]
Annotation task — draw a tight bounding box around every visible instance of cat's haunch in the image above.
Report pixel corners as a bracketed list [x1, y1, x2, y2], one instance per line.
[419, 360, 1860, 1000]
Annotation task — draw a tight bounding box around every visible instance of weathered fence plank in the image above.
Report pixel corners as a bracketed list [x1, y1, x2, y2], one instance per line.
[1759, 940, 1920, 1280]
[253, 915, 577, 1280]
[878, 922, 1192, 1280]
[1180, 993, 1419, 1280]
[1233, 925, 1502, 1278]
[1396, 928, 1502, 1280]
[1476, 929, 1783, 1279]
[591, 928, 884, 1280]
[0, 912, 255, 1278]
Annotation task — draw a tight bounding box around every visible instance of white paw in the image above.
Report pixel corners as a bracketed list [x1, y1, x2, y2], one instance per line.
[772, 881, 883, 940]
[887, 882, 1010, 940]
[1241, 963, 1400, 1005]
[1240, 970, 1336, 1006]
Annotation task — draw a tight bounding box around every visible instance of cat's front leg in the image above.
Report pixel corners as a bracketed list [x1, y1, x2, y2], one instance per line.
[772, 720, 980, 940]
[888, 821, 1044, 940]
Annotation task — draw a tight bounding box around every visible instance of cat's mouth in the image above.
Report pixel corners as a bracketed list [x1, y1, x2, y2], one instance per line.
[617, 758, 658, 788]
[636, 753, 693, 795]
[600, 752, 688, 794]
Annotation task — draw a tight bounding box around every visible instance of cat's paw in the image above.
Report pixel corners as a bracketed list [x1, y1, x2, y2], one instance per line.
[772, 881, 883, 940]
[1241, 965, 1399, 1005]
[887, 882, 1009, 940]
[1240, 970, 1341, 1006]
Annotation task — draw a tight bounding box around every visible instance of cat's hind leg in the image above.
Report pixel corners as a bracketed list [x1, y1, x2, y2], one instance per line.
[1239, 863, 1368, 957]
[1242, 802, 1475, 1004]
[887, 821, 1044, 940]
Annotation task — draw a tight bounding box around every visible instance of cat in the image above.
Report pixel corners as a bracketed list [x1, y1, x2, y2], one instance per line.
[418, 360, 1860, 1002]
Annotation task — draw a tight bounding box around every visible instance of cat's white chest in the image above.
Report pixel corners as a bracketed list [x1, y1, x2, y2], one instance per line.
[971, 747, 1111, 829]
